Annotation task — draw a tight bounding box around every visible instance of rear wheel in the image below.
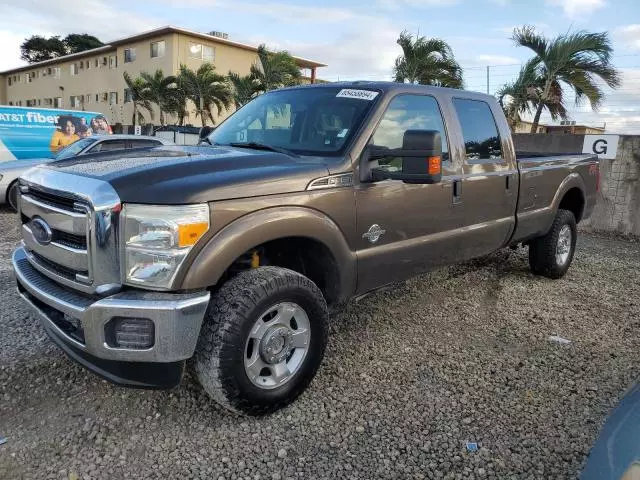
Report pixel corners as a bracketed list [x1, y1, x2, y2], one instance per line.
[193, 267, 328, 415]
[528, 209, 577, 279]
[7, 181, 19, 212]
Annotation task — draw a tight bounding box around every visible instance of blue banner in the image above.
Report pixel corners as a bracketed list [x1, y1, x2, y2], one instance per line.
[0, 107, 111, 161]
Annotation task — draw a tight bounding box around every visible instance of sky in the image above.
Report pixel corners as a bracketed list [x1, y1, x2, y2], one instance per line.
[1, 0, 640, 132]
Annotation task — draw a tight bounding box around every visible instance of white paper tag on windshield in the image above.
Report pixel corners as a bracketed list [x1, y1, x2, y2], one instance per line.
[337, 128, 349, 138]
[336, 89, 379, 101]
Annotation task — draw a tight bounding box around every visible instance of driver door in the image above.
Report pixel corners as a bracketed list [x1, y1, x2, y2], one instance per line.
[355, 94, 461, 294]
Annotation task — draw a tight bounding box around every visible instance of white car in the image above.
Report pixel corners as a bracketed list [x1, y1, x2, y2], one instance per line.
[0, 134, 173, 211]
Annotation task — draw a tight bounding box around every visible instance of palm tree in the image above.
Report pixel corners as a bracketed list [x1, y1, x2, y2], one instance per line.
[123, 71, 154, 126]
[139, 69, 177, 126]
[178, 63, 233, 125]
[228, 71, 257, 108]
[393, 31, 464, 89]
[250, 45, 302, 93]
[512, 25, 621, 133]
[165, 84, 189, 126]
[496, 59, 567, 131]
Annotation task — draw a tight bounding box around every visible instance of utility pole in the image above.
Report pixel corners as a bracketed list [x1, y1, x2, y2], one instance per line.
[486, 66, 490, 94]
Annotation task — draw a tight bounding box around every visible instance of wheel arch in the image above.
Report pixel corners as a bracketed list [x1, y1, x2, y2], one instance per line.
[178, 206, 356, 306]
[552, 173, 587, 223]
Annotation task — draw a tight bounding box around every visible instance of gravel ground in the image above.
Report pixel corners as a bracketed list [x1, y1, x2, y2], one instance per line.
[0, 207, 639, 480]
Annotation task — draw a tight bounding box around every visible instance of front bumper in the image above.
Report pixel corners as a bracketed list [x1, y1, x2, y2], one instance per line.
[13, 247, 210, 388]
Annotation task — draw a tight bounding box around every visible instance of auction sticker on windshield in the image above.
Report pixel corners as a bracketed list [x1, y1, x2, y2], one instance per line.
[336, 89, 379, 101]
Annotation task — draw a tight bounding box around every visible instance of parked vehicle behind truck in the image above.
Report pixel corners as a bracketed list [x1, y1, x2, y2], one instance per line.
[12, 82, 599, 415]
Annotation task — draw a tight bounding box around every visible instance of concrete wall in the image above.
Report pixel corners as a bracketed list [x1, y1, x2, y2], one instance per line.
[513, 134, 640, 236]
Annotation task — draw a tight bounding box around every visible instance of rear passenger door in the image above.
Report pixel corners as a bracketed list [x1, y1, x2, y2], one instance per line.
[451, 98, 517, 260]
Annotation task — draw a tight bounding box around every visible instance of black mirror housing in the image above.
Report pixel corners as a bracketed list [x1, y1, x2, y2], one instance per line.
[364, 130, 443, 184]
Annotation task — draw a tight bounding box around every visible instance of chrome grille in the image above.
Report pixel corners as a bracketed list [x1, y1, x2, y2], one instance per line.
[19, 167, 122, 295]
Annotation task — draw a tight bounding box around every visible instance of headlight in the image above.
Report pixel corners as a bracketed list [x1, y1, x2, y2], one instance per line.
[122, 203, 209, 289]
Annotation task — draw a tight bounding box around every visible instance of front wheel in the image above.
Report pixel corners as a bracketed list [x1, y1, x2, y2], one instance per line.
[193, 267, 329, 415]
[528, 208, 577, 279]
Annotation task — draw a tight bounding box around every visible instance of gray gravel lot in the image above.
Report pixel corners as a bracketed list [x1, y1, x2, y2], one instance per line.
[0, 207, 639, 480]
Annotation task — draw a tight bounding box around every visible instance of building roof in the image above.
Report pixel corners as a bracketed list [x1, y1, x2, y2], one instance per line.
[0, 25, 327, 75]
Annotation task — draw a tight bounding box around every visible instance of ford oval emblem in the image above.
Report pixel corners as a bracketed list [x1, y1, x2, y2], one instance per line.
[29, 218, 53, 246]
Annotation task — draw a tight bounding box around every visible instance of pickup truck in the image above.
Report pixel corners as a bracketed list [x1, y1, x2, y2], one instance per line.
[12, 82, 599, 415]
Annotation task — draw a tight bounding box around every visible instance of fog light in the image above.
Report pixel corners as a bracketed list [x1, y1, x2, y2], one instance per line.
[105, 317, 155, 349]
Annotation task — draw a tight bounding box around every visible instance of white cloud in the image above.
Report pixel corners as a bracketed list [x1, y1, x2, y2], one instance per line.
[475, 54, 520, 65]
[0, 31, 28, 72]
[614, 24, 640, 51]
[377, 0, 459, 9]
[545, 0, 606, 19]
[182, 0, 359, 23]
[0, 0, 163, 70]
[245, 20, 402, 81]
[534, 69, 640, 134]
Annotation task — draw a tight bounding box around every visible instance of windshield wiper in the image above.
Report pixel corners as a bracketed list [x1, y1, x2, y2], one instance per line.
[227, 142, 298, 158]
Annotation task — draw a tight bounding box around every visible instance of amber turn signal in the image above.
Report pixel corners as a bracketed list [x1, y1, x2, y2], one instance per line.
[427, 156, 441, 175]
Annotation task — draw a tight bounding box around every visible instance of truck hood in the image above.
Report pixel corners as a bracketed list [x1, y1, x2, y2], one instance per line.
[41, 145, 331, 204]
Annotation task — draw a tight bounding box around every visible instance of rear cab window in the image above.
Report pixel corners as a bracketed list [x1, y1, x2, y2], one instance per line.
[452, 98, 502, 162]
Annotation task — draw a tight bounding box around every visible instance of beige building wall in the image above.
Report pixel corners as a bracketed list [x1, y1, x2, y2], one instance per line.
[1, 28, 324, 127]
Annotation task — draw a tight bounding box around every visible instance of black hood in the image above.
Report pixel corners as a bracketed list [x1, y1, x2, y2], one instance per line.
[45, 145, 330, 204]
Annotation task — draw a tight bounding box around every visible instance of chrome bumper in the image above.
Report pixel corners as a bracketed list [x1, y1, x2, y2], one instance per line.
[13, 247, 210, 363]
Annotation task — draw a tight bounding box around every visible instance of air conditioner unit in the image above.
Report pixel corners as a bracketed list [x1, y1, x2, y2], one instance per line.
[208, 31, 229, 39]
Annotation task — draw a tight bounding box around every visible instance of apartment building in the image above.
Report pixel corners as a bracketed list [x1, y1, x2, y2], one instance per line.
[0, 26, 326, 126]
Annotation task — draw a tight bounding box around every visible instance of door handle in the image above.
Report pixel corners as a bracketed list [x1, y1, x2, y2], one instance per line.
[452, 179, 462, 204]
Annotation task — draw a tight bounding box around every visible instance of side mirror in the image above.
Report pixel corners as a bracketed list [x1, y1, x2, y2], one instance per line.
[362, 130, 443, 184]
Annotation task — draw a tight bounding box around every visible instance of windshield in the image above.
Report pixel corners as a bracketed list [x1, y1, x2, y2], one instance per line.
[54, 137, 97, 160]
[209, 87, 380, 157]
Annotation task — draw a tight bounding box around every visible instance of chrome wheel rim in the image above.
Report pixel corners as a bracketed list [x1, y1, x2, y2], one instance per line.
[244, 302, 311, 390]
[556, 225, 572, 266]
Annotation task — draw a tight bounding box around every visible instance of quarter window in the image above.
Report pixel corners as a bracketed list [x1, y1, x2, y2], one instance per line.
[371, 94, 449, 163]
[452, 98, 502, 160]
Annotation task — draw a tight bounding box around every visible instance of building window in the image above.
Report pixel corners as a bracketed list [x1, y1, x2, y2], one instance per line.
[203, 45, 215, 62]
[53, 68, 61, 79]
[109, 55, 117, 69]
[150, 40, 165, 58]
[101, 92, 108, 102]
[70, 95, 82, 108]
[124, 48, 136, 63]
[25, 73, 32, 83]
[7, 77, 11, 86]
[86, 60, 91, 70]
[8, 101, 12, 106]
[189, 42, 203, 59]
[124, 88, 133, 103]
[54, 97, 62, 108]
[109, 91, 118, 105]
[71, 63, 79, 76]
[85, 94, 91, 103]
[95, 58, 99, 68]
[37, 99, 41, 106]
[95, 93, 99, 102]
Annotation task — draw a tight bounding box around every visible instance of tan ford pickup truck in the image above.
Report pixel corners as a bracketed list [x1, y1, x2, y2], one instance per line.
[13, 82, 599, 415]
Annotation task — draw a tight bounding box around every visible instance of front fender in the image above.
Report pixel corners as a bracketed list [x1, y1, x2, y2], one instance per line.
[178, 206, 356, 301]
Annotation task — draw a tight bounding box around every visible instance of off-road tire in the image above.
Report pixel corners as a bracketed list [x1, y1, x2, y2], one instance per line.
[193, 267, 328, 416]
[528, 208, 577, 279]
